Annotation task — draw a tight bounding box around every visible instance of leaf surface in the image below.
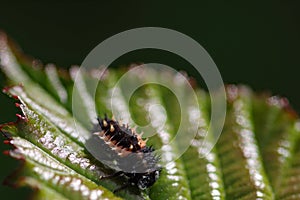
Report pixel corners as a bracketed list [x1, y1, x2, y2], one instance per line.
[1, 32, 300, 199]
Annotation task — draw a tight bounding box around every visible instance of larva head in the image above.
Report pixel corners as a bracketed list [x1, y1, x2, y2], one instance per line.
[136, 170, 161, 190]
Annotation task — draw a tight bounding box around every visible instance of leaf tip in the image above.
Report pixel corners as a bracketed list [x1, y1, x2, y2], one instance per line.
[3, 150, 10, 156]
[3, 140, 10, 145]
[2, 85, 23, 100]
[268, 96, 299, 119]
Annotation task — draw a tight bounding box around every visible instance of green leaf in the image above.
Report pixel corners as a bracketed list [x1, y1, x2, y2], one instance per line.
[1, 32, 300, 199]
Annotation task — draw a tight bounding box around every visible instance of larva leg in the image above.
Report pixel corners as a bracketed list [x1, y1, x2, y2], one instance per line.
[100, 171, 124, 180]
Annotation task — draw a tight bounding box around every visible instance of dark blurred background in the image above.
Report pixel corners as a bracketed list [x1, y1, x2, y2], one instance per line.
[0, 1, 299, 199]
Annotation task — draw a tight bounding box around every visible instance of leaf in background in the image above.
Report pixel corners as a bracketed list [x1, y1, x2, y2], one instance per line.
[1, 31, 300, 200]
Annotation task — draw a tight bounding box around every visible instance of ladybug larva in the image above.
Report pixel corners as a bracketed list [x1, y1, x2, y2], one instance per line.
[86, 115, 161, 192]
